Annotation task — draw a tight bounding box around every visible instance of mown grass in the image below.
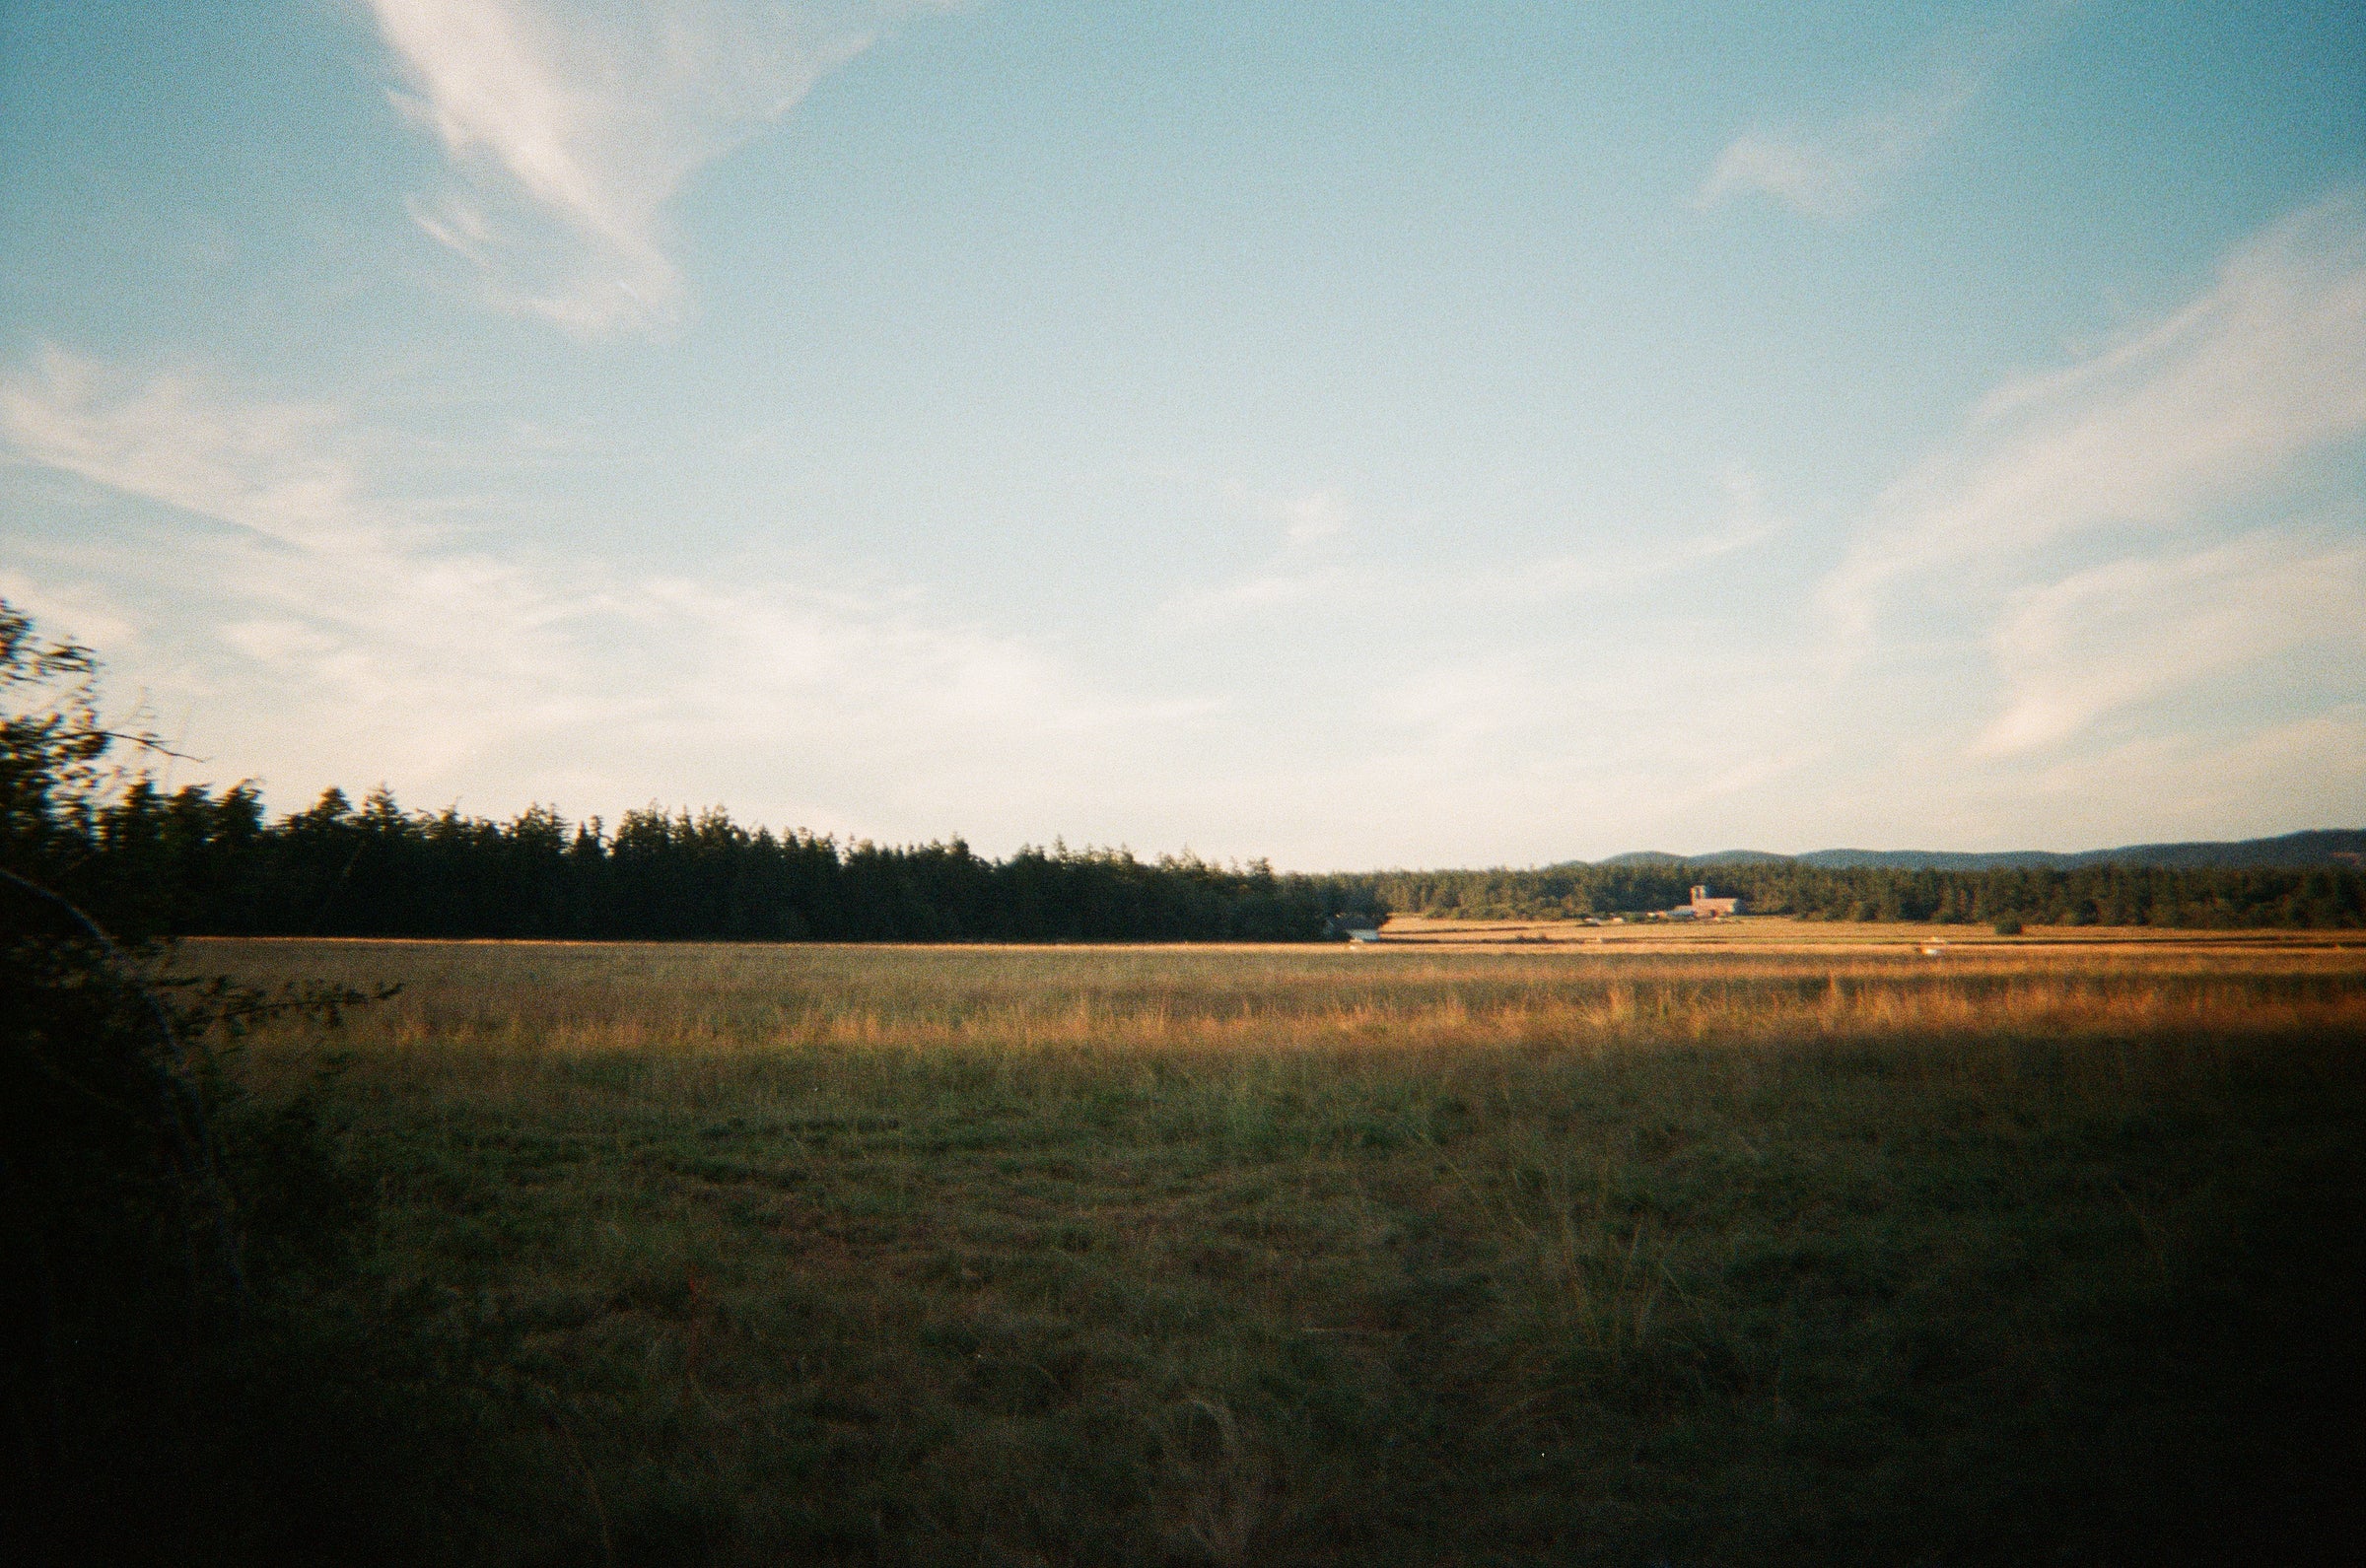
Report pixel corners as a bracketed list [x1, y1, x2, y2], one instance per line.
[199, 939, 2366, 1565]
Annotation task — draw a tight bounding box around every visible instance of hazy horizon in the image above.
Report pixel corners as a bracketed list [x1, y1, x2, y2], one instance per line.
[6, 1, 2363, 868]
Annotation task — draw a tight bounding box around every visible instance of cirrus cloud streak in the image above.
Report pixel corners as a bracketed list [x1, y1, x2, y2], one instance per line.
[1822, 188, 2366, 758]
[367, 0, 932, 333]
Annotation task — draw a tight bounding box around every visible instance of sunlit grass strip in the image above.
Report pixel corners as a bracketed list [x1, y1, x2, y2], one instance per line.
[208, 942, 2366, 1056]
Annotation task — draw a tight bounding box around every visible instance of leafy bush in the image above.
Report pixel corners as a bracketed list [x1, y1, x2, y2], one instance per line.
[0, 601, 475, 1565]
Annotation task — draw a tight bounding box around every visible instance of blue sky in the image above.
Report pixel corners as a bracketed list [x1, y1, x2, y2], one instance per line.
[3, 0, 2361, 866]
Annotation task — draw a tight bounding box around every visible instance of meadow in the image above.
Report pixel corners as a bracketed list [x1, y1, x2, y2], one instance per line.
[198, 930, 2366, 1565]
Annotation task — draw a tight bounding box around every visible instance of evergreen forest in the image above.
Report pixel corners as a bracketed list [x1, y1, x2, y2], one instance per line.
[1349, 858, 2364, 929]
[35, 781, 1377, 943]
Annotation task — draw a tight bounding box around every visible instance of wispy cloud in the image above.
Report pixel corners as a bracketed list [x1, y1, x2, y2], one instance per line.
[1158, 486, 1357, 625]
[1275, 488, 1350, 547]
[0, 567, 138, 652]
[1365, 653, 1547, 752]
[1699, 3, 2077, 219]
[0, 349, 1177, 833]
[1699, 68, 1983, 220]
[1487, 470, 1784, 602]
[365, 0, 925, 333]
[1, 348, 363, 550]
[1162, 472, 1783, 629]
[1944, 706, 2366, 851]
[1816, 188, 2366, 756]
[1976, 532, 2366, 755]
[1826, 190, 2366, 644]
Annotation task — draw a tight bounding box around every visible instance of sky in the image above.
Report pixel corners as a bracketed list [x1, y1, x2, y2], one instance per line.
[2, 0, 2362, 868]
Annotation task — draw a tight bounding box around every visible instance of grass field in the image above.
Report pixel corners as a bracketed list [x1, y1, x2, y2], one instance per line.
[195, 931, 2366, 1566]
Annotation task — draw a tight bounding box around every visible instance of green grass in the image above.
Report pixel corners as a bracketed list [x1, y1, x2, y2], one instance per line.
[199, 939, 2366, 1565]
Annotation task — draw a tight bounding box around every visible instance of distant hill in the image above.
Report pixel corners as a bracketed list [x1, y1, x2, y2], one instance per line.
[1594, 849, 1791, 868]
[1581, 830, 2366, 873]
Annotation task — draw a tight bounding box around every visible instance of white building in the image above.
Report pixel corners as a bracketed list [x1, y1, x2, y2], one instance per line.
[1686, 884, 1742, 919]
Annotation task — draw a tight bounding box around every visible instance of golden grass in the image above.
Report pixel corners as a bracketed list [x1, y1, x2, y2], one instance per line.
[181, 936, 2366, 1565]
[200, 935, 2366, 1071]
[1376, 912, 2366, 950]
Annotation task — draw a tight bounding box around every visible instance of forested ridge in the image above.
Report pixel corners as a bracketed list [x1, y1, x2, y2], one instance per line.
[1349, 858, 2365, 929]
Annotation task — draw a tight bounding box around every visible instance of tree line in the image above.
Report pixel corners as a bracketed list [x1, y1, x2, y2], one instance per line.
[46, 777, 2359, 938]
[27, 776, 2363, 941]
[1346, 858, 2364, 929]
[37, 780, 1384, 943]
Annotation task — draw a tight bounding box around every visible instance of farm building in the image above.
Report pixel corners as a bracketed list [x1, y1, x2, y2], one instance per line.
[1687, 884, 1742, 919]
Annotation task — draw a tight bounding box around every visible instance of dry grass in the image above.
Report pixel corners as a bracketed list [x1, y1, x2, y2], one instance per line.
[202, 933, 2366, 1057]
[192, 937, 2366, 1566]
[1375, 912, 2366, 951]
